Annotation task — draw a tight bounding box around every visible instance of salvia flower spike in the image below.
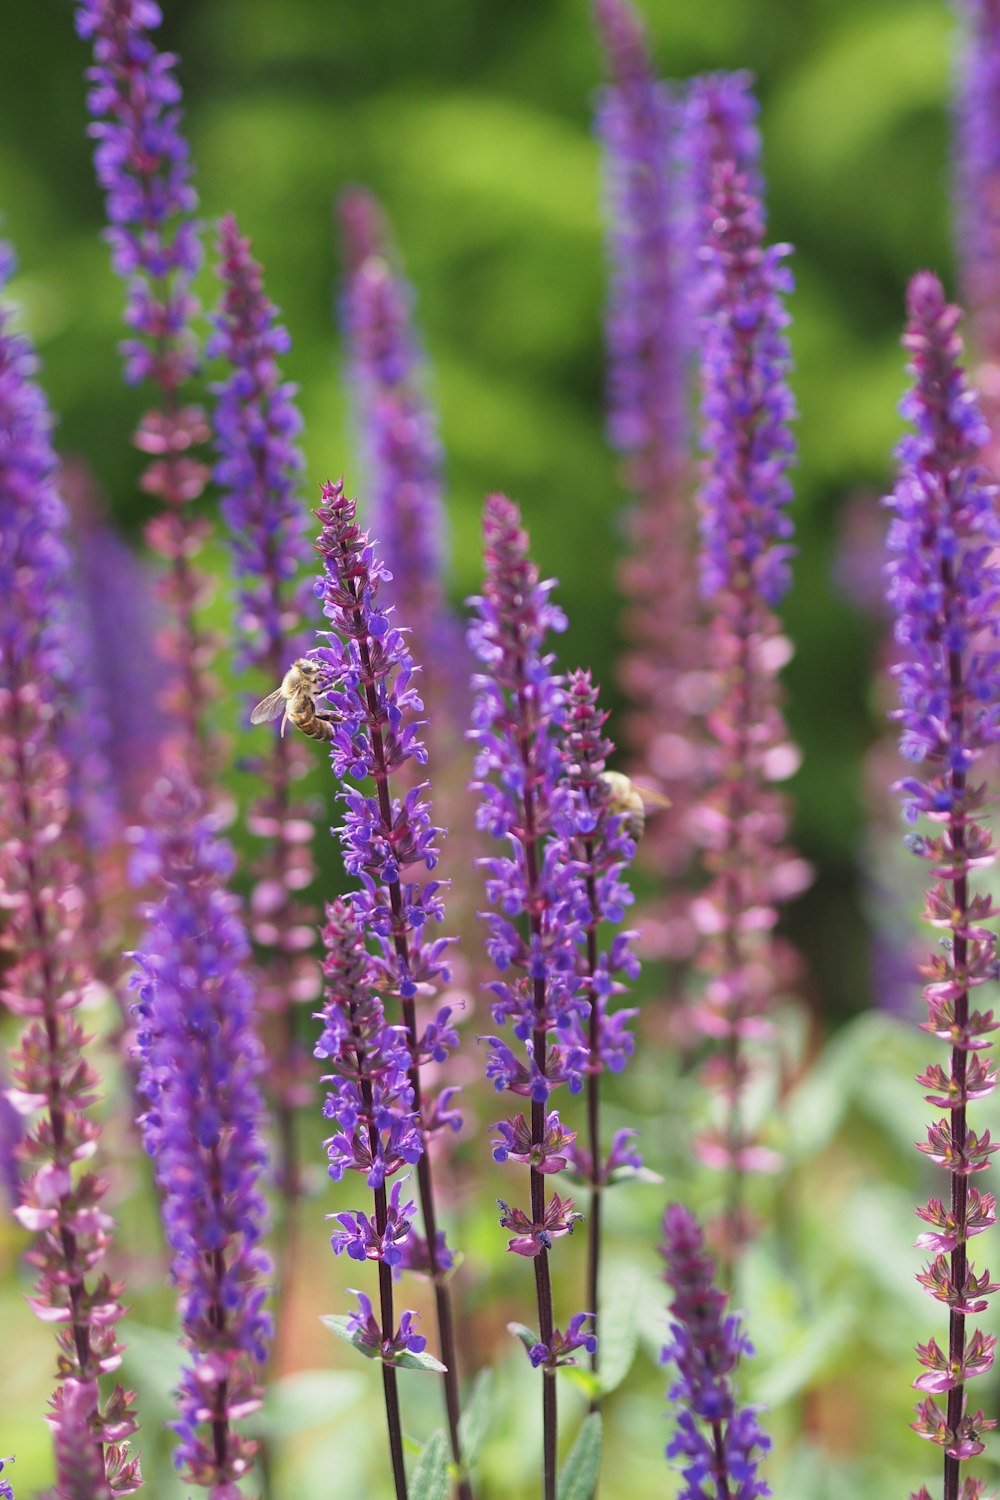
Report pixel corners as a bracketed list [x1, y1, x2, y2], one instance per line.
[313, 479, 472, 1495]
[687, 90, 807, 1255]
[885, 271, 1000, 1500]
[558, 668, 641, 1385]
[0, 246, 139, 1493]
[76, 0, 217, 784]
[316, 897, 420, 1500]
[593, 0, 704, 930]
[208, 213, 319, 1223]
[469, 493, 595, 1500]
[660, 1203, 771, 1499]
[129, 773, 272, 1491]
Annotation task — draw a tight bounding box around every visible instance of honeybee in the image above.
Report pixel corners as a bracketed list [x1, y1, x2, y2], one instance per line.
[600, 770, 672, 842]
[250, 658, 340, 742]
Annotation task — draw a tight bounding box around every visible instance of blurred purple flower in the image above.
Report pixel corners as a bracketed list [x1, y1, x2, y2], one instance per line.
[686, 111, 808, 1249]
[129, 773, 272, 1492]
[885, 272, 1000, 1488]
[660, 1203, 771, 1498]
[76, 0, 200, 390]
[594, 0, 703, 930]
[0, 245, 138, 1487]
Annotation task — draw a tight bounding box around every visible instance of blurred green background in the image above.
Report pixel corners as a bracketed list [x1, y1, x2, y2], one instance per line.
[0, 0, 987, 1497]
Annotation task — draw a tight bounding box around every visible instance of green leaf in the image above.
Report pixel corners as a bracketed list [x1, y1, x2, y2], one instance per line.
[393, 1347, 449, 1374]
[557, 1413, 603, 1500]
[320, 1315, 446, 1372]
[507, 1320, 538, 1355]
[607, 1164, 665, 1187]
[457, 1369, 494, 1469]
[596, 1273, 640, 1396]
[410, 1430, 450, 1500]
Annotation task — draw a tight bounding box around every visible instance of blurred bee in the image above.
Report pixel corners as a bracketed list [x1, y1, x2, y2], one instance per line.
[600, 770, 672, 842]
[250, 658, 340, 742]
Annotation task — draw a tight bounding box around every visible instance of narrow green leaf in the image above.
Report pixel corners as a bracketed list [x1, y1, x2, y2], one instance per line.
[321, 1313, 377, 1361]
[557, 1413, 603, 1500]
[457, 1368, 494, 1468]
[410, 1430, 450, 1500]
[393, 1347, 448, 1374]
[507, 1320, 537, 1354]
[596, 1273, 639, 1396]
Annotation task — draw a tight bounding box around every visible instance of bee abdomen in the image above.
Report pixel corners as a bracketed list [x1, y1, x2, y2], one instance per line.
[290, 699, 336, 741]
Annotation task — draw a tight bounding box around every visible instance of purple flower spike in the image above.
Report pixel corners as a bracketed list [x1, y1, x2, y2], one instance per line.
[338, 190, 450, 671]
[129, 773, 272, 1493]
[76, 0, 201, 390]
[0, 246, 138, 1489]
[209, 214, 312, 674]
[886, 273, 1000, 1495]
[686, 108, 808, 1252]
[76, 0, 217, 785]
[208, 213, 320, 1196]
[45, 1381, 124, 1500]
[313, 484, 473, 1491]
[593, 0, 703, 948]
[470, 493, 590, 1492]
[660, 1204, 771, 1499]
[954, 0, 1000, 455]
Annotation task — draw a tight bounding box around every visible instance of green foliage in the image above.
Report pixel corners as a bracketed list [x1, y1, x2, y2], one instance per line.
[410, 1430, 451, 1500]
[557, 1413, 603, 1500]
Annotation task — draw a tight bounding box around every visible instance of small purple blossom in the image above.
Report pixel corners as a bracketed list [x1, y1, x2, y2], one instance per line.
[491, 1111, 576, 1173]
[660, 1204, 771, 1499]
[129, 773, 272, 1491]
[0, 1457, 10, 1500]
[328, 1181, 418, 1267]
[497, 1192, 582, 1259]
[347, 1290, 427, 1364]
[525, 1312, 597, 1371]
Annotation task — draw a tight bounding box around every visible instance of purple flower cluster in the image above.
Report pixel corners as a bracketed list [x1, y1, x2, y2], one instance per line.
[682, 72, 762, 253]
[594, 0, 705, 937]
[685, 96, 807, 1240]
[593, 0, 684, 464]
[209, 214, 312, 673]
[0, 1457, 11, 1500]
[338, 189, 449, 659]
[469, 495, 589, 1108]
[0, 247, 138, 1489]
[208, 214, 320, 1196]
[346, 1290, 428, 1364]
[315, 898, 422, 1203]
[76, 0, 217, 783]
[76, 0, 201, 390]
[45, 1380, 121, 1500]
[954, 1, 1000, 390]
[312, 480, 462, 1209]
[660, 1204, 771, 1499]
[129, 773, 272, 1491]
[885, 273, 1000, 1493]
[694, 162, 795, 608]
[469, 491, 594, 1492]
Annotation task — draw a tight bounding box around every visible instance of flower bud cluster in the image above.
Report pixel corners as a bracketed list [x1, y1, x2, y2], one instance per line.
[886, 272, 1000, 1487]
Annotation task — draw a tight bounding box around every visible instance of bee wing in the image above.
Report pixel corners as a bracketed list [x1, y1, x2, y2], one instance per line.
[250, 688, 287, 725]
[635, 784, 672, 811]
